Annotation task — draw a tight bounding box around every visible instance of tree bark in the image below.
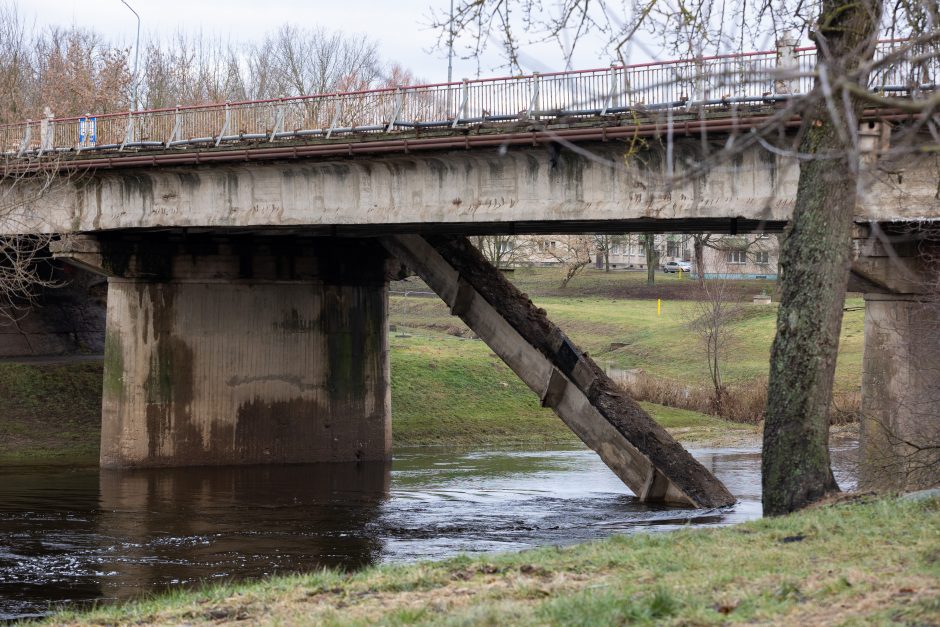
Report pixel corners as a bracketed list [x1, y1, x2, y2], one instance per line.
[762, 0, 882, 516]
[693, 235, 707, 287]
[645, 234, 657, 286]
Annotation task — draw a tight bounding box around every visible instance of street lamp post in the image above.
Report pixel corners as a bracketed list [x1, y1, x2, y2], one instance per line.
[120, 0, 140, 111]
[447, 0, 454, 84]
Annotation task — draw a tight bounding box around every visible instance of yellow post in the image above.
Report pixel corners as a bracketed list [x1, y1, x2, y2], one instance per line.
[657, 298, 661, 316]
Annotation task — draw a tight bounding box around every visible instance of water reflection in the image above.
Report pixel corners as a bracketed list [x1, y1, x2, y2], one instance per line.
[0, 443, 857, 620]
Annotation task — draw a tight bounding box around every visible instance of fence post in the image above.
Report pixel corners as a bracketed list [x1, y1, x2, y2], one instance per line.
[693, 55, 705, 105]
[775, 32, 798, 95]
[387, 87, 403, 133]
[453, 78, 470, 128]
[120, 110, 135, 150]
[167, 105, 182, 145]
[326, 98, 341, 139]
[270, 98, 285, 141]
[39, 107, 53, 155]
[215, 103, 231, 147]
[601, 63, 619, 115]
[527, 72, 541, 119]
[18, 120, 32, 157]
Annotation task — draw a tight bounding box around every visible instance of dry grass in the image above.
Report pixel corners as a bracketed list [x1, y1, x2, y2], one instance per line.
[621, 372, 860, 425]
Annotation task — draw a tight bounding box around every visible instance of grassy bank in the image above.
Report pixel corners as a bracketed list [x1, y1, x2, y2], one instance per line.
[50, 495, 940, 625]
[0, 336, 751, 463]
[0, 361, 101, 464]
[390, 292, 863, 392]
[389, 335, 754, 447]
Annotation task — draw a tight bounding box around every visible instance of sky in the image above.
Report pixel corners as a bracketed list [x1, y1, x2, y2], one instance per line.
[21, 0, 621, 82]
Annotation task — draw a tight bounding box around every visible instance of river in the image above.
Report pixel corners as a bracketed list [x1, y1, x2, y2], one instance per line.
[0, 443, 858, 621]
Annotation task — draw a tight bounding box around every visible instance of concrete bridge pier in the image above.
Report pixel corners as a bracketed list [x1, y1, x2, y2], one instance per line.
[852, 225, 940, 491]
[53, 234, 392, 468]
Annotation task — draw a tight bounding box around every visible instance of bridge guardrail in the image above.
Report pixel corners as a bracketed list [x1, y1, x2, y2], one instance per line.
[0, 39, 934, 158]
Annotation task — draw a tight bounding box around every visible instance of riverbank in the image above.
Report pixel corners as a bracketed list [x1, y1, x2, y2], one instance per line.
[0, 338, 754, 464]
[49, 495, 939, 625]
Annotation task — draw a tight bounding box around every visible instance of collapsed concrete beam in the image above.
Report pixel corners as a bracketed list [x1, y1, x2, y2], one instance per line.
[381, 234, 735, 509]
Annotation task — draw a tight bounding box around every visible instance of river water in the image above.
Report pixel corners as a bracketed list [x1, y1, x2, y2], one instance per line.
[0, 443, 858, 621]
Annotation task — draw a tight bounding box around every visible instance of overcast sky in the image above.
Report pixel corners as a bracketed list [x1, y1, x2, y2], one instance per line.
[22, 0, 620, 82]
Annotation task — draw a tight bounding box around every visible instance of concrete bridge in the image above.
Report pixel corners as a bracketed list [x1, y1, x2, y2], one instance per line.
[2, 42, 938, 503]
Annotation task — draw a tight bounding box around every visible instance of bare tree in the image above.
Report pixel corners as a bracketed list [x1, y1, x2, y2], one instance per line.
[246, 26, 381, 99]
[0, 156, 66, 321]
[0, 3, 132, 121]
[593, 233, 628, 272]
[471, 235, 532, 268]
[541, 235, 594, 287]
[687, 257, 743, 414]
[141, 32, 246, 108]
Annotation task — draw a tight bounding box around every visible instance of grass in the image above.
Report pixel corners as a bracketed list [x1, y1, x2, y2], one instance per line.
[0, 361, 101, 464]
[48, 495, 940, 625]
[394, 266, 777, 301]
[389, 285, 865, 394]
[0, 336, 749, 464]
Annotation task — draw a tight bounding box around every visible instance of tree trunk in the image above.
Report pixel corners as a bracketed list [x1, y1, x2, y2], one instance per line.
[693, 236, 706, 287]
[645, 234, 657, 286]
[762, 0, 881, 516]
[604, 251, 610, 272]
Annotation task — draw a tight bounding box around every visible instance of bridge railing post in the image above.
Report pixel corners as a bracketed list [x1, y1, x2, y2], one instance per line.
[167, 105, 182, 145]
[270, 98, 285, 142]
[775, 32, 798, 95]
[38, 107, 53, 156]
[601, 63, 619, 115]
[527, 72, 541, 119]
[693, 55, 705, 107]
[215, 103, 231, 147]
[326, 97, 343, 139]
[120, 110, 135, 151]
[17, 120, 32, 157]
[452, 78, 470, 128]
[387, 87, 403, 133]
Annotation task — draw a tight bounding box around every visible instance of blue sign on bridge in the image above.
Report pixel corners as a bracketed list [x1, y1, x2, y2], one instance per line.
[78, 116, 96, 147]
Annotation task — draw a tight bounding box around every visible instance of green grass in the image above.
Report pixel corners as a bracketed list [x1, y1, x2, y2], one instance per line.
[0, 362, 102, 464]
[49, 495, 940, 625]
[0, 337, 745, 463]
[390, 291, 865, 393]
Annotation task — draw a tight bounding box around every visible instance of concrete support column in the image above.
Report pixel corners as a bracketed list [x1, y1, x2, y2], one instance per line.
[860, 295, 940, 491]
[56, 235, 392, 468]
[852, 224, 940, 491]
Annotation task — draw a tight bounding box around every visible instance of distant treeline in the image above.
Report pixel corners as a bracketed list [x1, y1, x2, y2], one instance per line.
[0, 0, 414, 124]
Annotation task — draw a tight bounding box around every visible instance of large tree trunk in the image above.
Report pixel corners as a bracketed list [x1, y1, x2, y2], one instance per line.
[762, 0, 882, 516]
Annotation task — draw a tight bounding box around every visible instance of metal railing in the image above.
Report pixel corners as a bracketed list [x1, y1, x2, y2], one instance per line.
[1, 39, 933, 158]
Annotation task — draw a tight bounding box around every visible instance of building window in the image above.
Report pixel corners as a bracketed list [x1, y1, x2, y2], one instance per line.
[549, 241, 557, 250]
[666, 240, 680, 257]
[755, 251, 770, 264]
[728, 249, 747, 264]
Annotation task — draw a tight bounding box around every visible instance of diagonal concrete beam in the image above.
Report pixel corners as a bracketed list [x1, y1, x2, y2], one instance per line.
[381, 234, 735, 509]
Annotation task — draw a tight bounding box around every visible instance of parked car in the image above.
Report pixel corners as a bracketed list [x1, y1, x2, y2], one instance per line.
[662, 260, 692, 273]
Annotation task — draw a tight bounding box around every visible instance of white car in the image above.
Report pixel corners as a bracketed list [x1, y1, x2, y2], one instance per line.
[662, 260, 692, 273]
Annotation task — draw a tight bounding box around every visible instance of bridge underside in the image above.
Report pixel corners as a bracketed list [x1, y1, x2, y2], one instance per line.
[54, 230, 736, 507]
